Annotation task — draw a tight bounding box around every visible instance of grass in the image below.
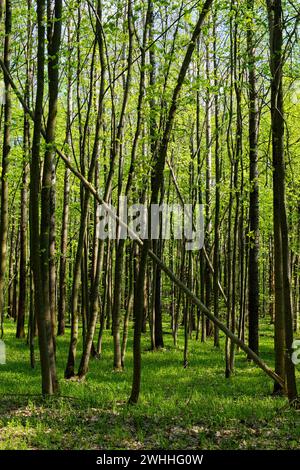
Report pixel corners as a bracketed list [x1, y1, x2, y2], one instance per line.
[0, 317, 300, 450]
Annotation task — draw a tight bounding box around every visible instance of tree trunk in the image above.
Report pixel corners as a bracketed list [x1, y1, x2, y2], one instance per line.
[30, 0, 54, 395]
[247, 0, 260, 356]
[129, 0, 214, 404]
[57, 21, 72, 336]
[0, 0, 12, 337]
[17, 0, 32, 339]
[267, 0, 298, 401]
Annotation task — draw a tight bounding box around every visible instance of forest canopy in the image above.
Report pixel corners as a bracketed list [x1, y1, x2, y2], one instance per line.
[0, 0, 300, 452]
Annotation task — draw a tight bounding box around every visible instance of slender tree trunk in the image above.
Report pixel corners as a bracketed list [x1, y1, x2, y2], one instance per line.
[247, 0, 260, 356]
[65, 0, 105, 377]
[205, 36, 212, 337]
[17, 0, 32, 339]
[8, 216, 15, 319]
[267, 0, 298, 402]
[30, 0, 54, 395]
[57, 21, 72, 336]
[129, 0, 214, 404]
[39, 0, 62, 392]
[76, 0, 133, 378]
[213, 12, 220, 348]
[121, 243, 134, 367]
[0, 0, 12, 337]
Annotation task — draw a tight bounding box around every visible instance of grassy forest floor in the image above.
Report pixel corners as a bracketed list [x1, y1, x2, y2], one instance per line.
[0, 319, 300, 450]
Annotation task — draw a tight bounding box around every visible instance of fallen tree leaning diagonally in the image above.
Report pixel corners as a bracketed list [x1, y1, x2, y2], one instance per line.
[0, 57, 285, 391]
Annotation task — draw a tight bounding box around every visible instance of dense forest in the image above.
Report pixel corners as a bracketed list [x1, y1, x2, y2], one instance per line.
[0, 0, 300, 452]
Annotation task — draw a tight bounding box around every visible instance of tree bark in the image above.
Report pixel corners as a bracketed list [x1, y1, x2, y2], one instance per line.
[57, 20, 72, 336]
[247, 0, 260, 356]
[17, 0, 32, 339]
[267, 0, 298, 402]
[0, 0, 12, 337]
[30, 0, 55, 395]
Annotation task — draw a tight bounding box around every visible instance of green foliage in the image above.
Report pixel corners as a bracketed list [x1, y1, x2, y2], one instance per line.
[0, 320, 299, 450]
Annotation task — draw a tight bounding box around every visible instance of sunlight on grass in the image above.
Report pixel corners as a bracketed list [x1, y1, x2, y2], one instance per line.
[0, 319, 299, 449]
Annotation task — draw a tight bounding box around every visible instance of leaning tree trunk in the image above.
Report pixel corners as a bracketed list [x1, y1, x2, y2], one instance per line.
[110, 0, 134, 371]
[112, 0, 151, 366]
[65, 3, 103, 378]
